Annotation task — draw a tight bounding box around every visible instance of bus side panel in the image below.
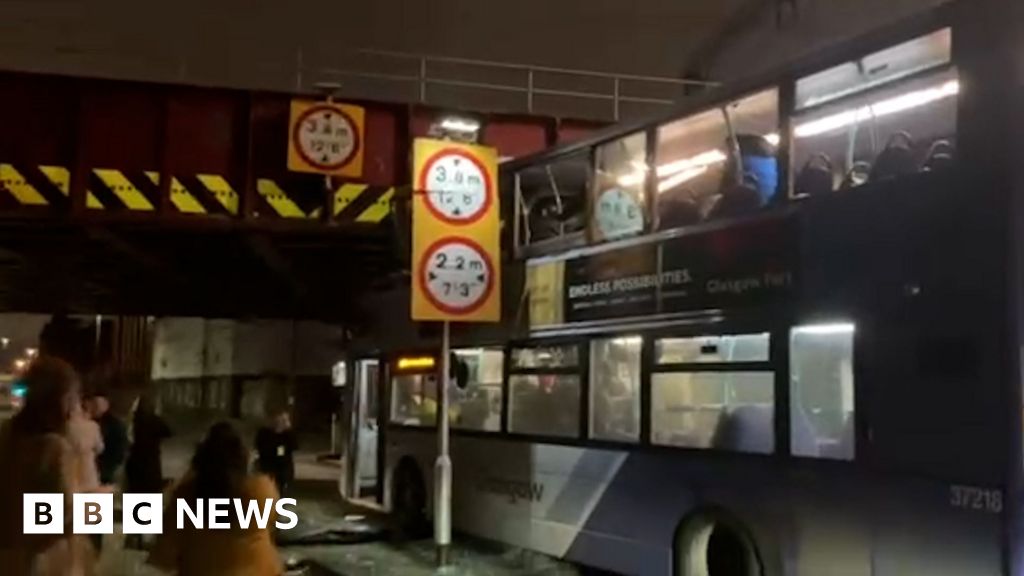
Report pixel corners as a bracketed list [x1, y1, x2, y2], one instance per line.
[451, 438, 627, 560]
[388, 436, 1002, 576]
[568, 452, 1002, 576]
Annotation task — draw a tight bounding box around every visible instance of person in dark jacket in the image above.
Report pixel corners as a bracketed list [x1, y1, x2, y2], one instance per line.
[125, 395, 172, 493]
[254, 410, 297, 495]
[88, 393, 128, 486]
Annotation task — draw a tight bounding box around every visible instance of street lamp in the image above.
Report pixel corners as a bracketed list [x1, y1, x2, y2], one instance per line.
[25, 348, 37, 359]
[430, 115, 482, 144]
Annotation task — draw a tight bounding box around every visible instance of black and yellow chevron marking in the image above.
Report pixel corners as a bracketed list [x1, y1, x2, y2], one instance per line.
[0, 164, 76, 210]
[256, 179, 316, 219]
[332, 183, 395, 223]
[88, 169, 159, 212]
[156, 173, 240, 216]
[0, 163, 392, 224]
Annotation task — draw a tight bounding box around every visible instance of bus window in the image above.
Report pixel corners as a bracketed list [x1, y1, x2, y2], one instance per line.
[390, 374, 438, 427]
[589, 336, 642, 443]
[509, 374, 581, 437]
[591, 132, 648, 242]
[795, 29, 952, 111]
[655, 333, 770, 364]
[451, 348, 504, 432]
[511, 344, 579, 369]
[792, 30, 957, 196]
[651, 372, 775, 453]
[516, 151, 591, 246]
[790, 323, 856, 460]
[654, 89, 779, 230]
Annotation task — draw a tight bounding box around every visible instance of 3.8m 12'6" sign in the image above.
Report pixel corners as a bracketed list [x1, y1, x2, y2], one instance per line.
[411, 139, 501, 322]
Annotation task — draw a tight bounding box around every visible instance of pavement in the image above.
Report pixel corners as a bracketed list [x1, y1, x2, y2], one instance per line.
[93, 418, 586, 576]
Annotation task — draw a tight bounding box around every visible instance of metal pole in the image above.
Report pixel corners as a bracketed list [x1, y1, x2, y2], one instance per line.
[419, 57, 428, 104]
[613, 77, 621, 121]
[330, 412, 338, 454]
[527, 69, 535, 113]
[435, 321, 452, 567]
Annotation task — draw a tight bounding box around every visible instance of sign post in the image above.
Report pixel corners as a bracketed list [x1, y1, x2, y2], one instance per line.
[436, 320, 451, 566]
[411, 139, 500, 567]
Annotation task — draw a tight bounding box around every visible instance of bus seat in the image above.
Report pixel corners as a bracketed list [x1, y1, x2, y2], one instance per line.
[922, 139, 955, 172]
[840, 161, 872, 189]
[869, 131, 917, 182]
[526, 192, 585, 239]
[711, 404, 773, 454]
[658, 188, 702, 229]
[795, 153, 836, 197]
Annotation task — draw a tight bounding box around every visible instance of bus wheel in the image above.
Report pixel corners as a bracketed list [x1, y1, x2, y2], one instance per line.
[392, 458, 427, 539]
[675, 509, 764, 576]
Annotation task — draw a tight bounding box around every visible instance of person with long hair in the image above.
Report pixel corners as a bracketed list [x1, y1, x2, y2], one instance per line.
[148, 421, 283, 575]
[0, 356, 95, 576]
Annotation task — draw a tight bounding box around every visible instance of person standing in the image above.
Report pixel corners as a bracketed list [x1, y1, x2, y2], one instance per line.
[148, 422, 283, 576]
[67, 399, 104, 493]
[0, 357, 95, 576]
[124, 395, 171, 494]
[254, 410, 298, 496]
[124, 395, 171, 550]
[88, 393, 128, 486]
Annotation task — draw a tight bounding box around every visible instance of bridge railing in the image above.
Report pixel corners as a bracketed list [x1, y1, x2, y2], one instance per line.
[304, 49, 716, 122]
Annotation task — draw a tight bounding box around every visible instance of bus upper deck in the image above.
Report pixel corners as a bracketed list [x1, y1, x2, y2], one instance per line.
[506, 23, 964, 259]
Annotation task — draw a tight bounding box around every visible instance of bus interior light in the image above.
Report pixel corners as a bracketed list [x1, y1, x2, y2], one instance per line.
[439, 117, 481, 133]
[794, 80, 959, 138]
[625, 79, 961, 189]
[397, 356, 436, 370]
[793, 323, 856, 336]
[657, 166, 710, 193]
[455, 348, 486, 356]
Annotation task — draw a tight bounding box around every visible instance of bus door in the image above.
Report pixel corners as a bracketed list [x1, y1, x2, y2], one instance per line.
[344, 358, 381, 503]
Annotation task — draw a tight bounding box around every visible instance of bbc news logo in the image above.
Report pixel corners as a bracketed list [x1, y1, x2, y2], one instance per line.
[23, 494, 299, 534]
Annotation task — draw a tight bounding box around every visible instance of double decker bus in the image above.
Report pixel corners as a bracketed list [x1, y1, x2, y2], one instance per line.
[340, 2, 1024, 574]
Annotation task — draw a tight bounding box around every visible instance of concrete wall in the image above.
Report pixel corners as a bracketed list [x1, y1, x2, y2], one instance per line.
[151, 317, 345, 432]
[151, 317, 204, 380]
[0, 0, 741, 81]
[152, 317, 344, 379]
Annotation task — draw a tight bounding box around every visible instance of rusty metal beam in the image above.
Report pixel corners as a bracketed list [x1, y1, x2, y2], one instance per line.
[244, 232, 307, 300]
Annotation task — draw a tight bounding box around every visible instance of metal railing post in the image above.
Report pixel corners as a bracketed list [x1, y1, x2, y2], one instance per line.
[613, 77, 621, 121]
[419, 57, 428, 103]
[527, 69, 535, 113]
[320, 49, 718, 120]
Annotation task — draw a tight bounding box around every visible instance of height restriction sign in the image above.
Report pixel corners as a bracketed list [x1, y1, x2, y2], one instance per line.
[412, 139, 500, 322]
[287, 99, 365, 177]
